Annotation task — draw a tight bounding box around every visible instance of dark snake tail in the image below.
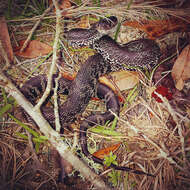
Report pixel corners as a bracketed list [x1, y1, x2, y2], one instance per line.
[80, 83, 154, 177]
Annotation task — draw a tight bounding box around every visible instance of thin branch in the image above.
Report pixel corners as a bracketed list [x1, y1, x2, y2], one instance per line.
[20, 3, 54, 52]
[54, 73, 62, 132]
[35, 1, 60, 110]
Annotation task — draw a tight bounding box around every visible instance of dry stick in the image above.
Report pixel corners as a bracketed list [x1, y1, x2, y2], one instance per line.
[0, 72, 111, 190]
[24, 2, 111, 188]
[109, 110, 185, 173]
[7, 15, 57, 23]
[20, 3, 54, 52]
[35, 1, 60, 110]
[53, 73, 62, 132]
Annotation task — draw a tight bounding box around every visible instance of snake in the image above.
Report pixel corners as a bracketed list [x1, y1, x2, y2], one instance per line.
[20, 16, 160, 178]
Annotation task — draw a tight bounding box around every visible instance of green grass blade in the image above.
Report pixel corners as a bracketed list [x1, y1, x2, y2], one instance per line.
[8, 113, 39, 138]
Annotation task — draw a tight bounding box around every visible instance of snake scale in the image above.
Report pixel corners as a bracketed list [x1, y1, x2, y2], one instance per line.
[20, 16, 160, 178]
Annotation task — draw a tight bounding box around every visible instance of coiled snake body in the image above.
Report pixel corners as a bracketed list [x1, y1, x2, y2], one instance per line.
[21, 16, 160, 177]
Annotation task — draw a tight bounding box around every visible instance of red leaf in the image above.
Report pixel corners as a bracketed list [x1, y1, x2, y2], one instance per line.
[152, 86, 173, 103]
[93, 143, 121, 159]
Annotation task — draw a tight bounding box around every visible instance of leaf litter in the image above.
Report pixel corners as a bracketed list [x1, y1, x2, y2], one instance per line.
[1, 0, 190, 189]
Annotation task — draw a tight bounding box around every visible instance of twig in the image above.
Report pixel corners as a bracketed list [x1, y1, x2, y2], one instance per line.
[35, 1, 60, 110]
[53, 73, 62, 132]
[20, 3, 54, 52]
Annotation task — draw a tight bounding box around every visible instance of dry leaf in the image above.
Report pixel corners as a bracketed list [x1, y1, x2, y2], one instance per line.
[0, 16, 14, 62]
[61, 71, 76, 80]
[14, 40, 52, 58]
[93, 143, 121, 159]
[152, 86, 173, 103]
[99, 70, 139, 92]
[123, 18, 190, 39]
[57, 0, 71, 16]
[171, 45, 190, 90]
[77, 15, 90, 28]
[49, 0, 71, 16]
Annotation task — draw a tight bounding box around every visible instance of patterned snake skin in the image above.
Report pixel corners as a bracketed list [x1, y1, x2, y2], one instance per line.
[20, 16, 161, 177]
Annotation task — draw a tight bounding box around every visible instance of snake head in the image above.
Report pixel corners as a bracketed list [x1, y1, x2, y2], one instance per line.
[66, 16, 118, 48]
[92, 16, 118, 35]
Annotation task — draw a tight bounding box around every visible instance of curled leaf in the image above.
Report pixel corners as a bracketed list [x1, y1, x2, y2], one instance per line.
[171, 45, 190, 90]
[99, 70, 139, 92]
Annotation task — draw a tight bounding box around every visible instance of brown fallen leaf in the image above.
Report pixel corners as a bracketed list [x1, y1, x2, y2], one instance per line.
[49, 0, 71, 16]
[99, 70, 139, 92]
[123, 17, 190, 39]
[61, 71, 76, 80]
[171, 44, 190, 90]
[93, 143, 121, 159]
[14, 40, 52, 58]
[0, 16, 14, 63]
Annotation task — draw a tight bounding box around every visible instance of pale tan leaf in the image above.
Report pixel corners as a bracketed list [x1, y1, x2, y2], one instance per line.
[99, 70, 139, 92]
[171, 45, 190, 90]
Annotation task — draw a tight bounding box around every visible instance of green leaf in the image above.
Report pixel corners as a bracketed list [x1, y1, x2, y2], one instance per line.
[127, 0, 133, 9]
[108, 169, 121, 186]
[89, 126, 122, 137]
[114, 22, 121, 41]
[0, 104, 12, 117]
[1, 88, 8, 103]
[110, 117, 117, 131]
[15, 132, 28, 140]
[8, 113, 39, 137]
[33, 136, 48, 143]
[123, 85, 138, 108]
[35, 142, 40, 153]
[0, 88, 17, 117]
[104, 152, 118, 167]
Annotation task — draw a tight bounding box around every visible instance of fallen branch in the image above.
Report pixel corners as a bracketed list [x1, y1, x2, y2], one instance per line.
[0, 71, 111, 190]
